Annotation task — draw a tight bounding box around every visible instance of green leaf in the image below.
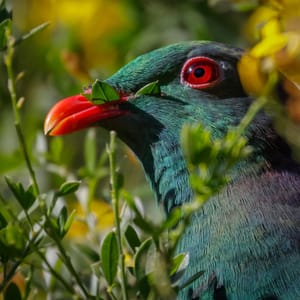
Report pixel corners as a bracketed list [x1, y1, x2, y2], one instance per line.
[170, 253, 187, 276]
[0, 223, 26, 257]
[1, 22, 49, 51]
[0, 1, 12, 23]
[12, 22, 49, 50]
[63, 209, 76, 236]
[5, 177, 36, 210]
[4, 282, 22, 300]
[57, 181, 80, 197]
[161, 207, 181, 231]
[58, 206, 68, 236]
[0, 212, 7, 230]
[135, 80, 161, 96]
[179, 270, 205, 290]
[0, 18, 10, 50]
[134, 238, 153, 281]
[100, 231, 119, 285]
[125, 225, 141, 252]
[90, 80, 119, 104]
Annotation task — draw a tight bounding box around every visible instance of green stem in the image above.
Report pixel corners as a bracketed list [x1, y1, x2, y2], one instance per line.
[0, 227, 42, 293]
[35, 249, 77, 296]
[4, 27, 39, 196]
[107, 131, 128, 300]
[235, 72, 278, 139]
[48, 229, 92, 299]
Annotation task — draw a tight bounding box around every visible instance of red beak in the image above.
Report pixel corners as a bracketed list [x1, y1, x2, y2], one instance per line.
[44, 94, 126, 136]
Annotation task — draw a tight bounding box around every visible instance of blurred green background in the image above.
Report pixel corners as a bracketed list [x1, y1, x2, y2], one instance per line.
[1, 0, 250, 205]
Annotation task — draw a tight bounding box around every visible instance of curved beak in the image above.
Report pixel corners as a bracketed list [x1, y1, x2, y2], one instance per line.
[44, 94, 126, 136]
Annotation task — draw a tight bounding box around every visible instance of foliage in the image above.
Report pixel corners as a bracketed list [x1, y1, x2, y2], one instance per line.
[0, 0, 299, 299]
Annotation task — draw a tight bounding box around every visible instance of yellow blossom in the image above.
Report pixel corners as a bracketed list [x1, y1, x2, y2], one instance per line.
[67, 199, 114, 239]
[238, 0, 300, 99]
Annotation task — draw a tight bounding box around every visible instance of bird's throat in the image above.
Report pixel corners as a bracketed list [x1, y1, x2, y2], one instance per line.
[139, 137, 193, 212]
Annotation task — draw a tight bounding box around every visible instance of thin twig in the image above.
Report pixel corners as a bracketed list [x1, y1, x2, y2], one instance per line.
[4, 27, 39, 195]
[107, 131, 129, 300]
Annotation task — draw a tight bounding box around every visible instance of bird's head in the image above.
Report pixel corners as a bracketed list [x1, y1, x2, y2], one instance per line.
[44, 41, 273, 208]
[44, 41, 253, 147]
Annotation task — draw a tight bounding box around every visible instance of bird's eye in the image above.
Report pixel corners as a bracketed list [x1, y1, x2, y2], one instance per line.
[181, 56, 220, 89]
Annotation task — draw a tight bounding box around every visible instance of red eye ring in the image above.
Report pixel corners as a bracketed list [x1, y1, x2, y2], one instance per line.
[180, 56, 221, 89]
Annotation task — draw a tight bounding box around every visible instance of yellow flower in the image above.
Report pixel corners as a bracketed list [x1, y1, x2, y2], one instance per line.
[238, 0, 300, 96]
[67, 199, 114, 239]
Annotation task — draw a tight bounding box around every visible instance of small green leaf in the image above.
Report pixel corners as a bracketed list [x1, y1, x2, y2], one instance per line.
[170, 253, 187, 276]
[5, 177, 36, 210]
[0, 223, 26, 257]
[4, 282, 22, 300]
[0, 18, 11, 49]
[179, 270, 205, 290]
[135, 80, 161, 96]
[57, 181, 80, 197]
[1, 21, 49, 51]
[20, 22, 49, 43]
[90, 80, 119, 104]
[58, 206, 68, 236]
[134, 238, 153, 281]
[63, 209, 76, 236]
[161, 207, 181, 231]
[100, 231, 119, 285]
[0, 1, 12, 23]
[125, 225, 141, 252]
[0, 212, 7, 230]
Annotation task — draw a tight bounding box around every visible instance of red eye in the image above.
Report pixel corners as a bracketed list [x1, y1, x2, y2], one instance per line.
[181, 56, 220, 89]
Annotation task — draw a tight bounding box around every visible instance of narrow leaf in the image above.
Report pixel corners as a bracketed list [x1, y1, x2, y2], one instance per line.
[0, 2, 12, 23]
[58, 206, 68, 236]
[0, 212, 7, 230]
[161, 207, 181, 230]
[179, 270, 205, 290]
[91, 80, 119, 104]
[0, 18, 10, 49]
[57, 181, 80, 197]
[16, 22, 49, 46]
[125, 225, 141, 252]
[134, 238, 153, 281]
[135, 80, 161, 96]
[5, 177, 36, 210]
[2, 22, 49, 51]
[101, 231, 119, 285]
[63, 209, 76, 236]
[170, 253, 187, 276]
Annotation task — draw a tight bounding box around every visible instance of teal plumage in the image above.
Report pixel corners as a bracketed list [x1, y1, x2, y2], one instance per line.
[45, 41, 300, 299]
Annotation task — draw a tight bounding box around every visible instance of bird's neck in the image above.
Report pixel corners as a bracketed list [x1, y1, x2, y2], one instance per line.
[141, 136, 193, 212]
[139, 129, 298, 213]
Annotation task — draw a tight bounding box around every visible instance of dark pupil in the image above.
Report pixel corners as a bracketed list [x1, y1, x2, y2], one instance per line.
[193, 67, 205, 78]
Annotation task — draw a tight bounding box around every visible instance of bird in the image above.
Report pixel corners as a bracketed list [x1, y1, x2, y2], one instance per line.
[44, 41, 300, 300]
